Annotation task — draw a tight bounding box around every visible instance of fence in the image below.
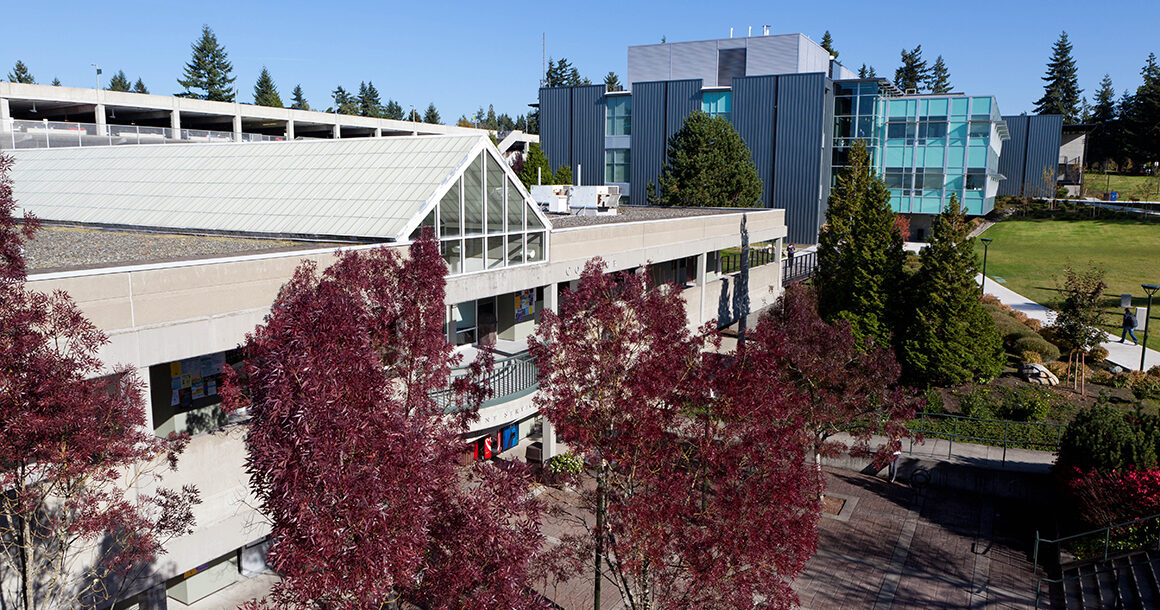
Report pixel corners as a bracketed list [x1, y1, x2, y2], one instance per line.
[783, 250, 817, 284]
[1032, 512, 1160, 608]
[719, 247, 777, 274]
[430, 350, 539, 412]
[908, 411, 1065, 465]
[0, 118, 285, 150]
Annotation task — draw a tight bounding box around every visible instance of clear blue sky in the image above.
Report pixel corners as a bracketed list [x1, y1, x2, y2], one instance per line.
[3, 0, 1158, 123]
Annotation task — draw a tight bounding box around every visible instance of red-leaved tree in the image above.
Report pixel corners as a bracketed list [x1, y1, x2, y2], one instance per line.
[753, 284, 918, 493]
[0, 154, 199, 610]
[530, 259, 819, 609]
[223, 236, 549, 609]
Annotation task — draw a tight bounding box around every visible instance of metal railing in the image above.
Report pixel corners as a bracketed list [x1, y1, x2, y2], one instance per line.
[430, 350, 539, 412]
[907, 411, 1065, 465]
[0, 118, 285, 150]
[1032, 512, 1160, 608]
[783, 250, 817, 284]
[720, 247, 777, 274]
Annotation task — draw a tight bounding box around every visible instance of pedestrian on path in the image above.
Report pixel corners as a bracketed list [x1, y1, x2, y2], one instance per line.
[888, 437, 902, 483]
[786, 243, 796, 273]
[1121, 307, 1139, 344]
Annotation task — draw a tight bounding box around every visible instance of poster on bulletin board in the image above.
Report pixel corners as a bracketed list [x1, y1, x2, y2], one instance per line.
[514, 289, 535, 322]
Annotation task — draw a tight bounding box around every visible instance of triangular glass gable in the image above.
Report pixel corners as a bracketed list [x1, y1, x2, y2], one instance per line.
[515, 175, 545, 230]
[485, 154, 505, 233]
[463, 155, 484, 235]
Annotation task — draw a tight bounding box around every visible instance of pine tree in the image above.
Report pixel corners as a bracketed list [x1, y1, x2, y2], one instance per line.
[1034, 31, 1082, 122]
[1123, 53, 1160, 166]
[290, 84, 309, 111]
[177, 25, 236, 101]
[132, 78, 149, 94]
[330, 86, 357, 115]
[858, 64, 869, 79]
[656, 111, 762, 208]
[50, 77, 61, 86]
[384, 99, 404, 120]
[554, 165, 573, 186]
[357, 81, 384, 117]
[252, 67, 282, 107]
[484, 104, 498, 130]
[544, 57, 588, 88]
[7, 60, 35, 84]
[106, 70, 131, 91]
[894, 45, 928, 93]
[928, 56, 952, 93]
[517, 143, 552, 188]
[406, 108, 421, 122]
[423, 102, 441, 124]
[900, 196, 1004, 386]
[820, 30, 838, 59]
[1088, 74, 1117, 166]
[604, 71, 623, 92]
[815, 139, 905, 348]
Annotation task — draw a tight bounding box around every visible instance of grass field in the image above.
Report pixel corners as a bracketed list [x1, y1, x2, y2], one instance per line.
[975, 218, 1160, 349]
[1083, 172, 1160, 200]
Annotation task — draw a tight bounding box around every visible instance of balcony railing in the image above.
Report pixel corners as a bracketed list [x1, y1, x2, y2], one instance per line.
[431, 350, 539, 412]
[0, 118, 286, 150]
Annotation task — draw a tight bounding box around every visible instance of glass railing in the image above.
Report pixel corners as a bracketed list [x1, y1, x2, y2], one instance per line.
[0, 118, 287, 149]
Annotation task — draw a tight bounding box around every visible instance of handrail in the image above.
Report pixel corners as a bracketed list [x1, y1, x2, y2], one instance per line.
[0, 118, 288, 150]
[909, 411, 1065, 464]
[1032, 512, 1160, 608]
[432, 349, 539, 412]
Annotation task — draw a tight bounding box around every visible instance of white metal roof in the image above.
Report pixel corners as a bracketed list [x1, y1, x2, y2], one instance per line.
[7, 135, 499, 240]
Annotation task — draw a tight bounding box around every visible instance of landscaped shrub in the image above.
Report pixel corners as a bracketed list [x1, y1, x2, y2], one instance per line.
[1090, 368, 1118, 386]
[1057, 404, 1159, 473]
[1021, 350, 1043, 365]
[957, 386, 997, 419]
[1088, 346, 1109, 363]
[996, 385, 1059, 422]
[1013, 335, 1061, 362]
[1132, 376, 1160, 401]
[545, 452, 584, 479]
[1046, 361, 1070, 378]
[924, 387, 945, 413]
[1148, 366, 1160, 379]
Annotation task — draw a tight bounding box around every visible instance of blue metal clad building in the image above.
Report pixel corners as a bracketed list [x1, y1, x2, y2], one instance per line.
[537, 85, 606, 183]
[772, 73, 833, 245]
[629, 81, 668, 205]
[664, 80, 703, 142]
[730, 75, 779, 207]
[539, 87, 571, 175]
[998, 114, 1063, 197]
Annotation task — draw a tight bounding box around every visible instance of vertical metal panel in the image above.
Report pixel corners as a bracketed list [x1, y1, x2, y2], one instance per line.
[745, 34, 799, 76]
[997, 115, 1028, 196]
[627, 45, 671, 89]
[797, 35, 831, 74]
[818, 79, 835, 231]
[570, 85, 606, 185]
[665, 79, 703, 142]
[1025, 114, 1064, 194]
[539, 87, 572, 173]
[773, 73, 828, 244]
[671, 41, 717, 83]
[718, 49, 747, 86]
[630, 81, 667, 204]
[730, 75, 778, 207]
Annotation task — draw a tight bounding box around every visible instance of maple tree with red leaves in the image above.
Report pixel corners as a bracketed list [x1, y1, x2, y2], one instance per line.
[752, 284, 919, 494]
[223, 235, 550, 610]
[531, 259, 819, 610]
[0, 154, 199, 610]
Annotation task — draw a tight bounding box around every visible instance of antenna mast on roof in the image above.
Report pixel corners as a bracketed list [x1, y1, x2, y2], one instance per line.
[541, 33, 546, 88]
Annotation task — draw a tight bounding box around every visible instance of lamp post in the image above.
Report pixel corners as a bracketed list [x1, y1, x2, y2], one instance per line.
[91, 64, 101, 90]
[1141, 284, 1159, 372]
[980, 238, 993, 295]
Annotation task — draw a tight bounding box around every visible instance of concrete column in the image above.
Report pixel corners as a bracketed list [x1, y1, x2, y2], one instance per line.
[0, 98, 10, 122]
[138, 366, 155, 433]
[373, 126, 382, 138]
[332, 122, 341, 139]
[94, 103, 107, 136]
[542, 281, 559, 313]
[447, 304, 457, 345]
[696, 252, 707, 325]
[232, 114, 242, 142]
[286, 119, 294, 140]
[542, 416, 557, 461]
[170, 109, 181, 136]
[774, 237, 783, 290]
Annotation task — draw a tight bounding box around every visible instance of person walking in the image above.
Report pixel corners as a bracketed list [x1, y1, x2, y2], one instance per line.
[786, 243, 796, 276]
[888, 436, 902, 483]
[1121, 307, 1139, 344]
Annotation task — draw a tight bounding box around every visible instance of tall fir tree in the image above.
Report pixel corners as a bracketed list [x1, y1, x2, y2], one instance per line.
[290, 84, 309, 110]
[1123, 53, 1160, 166]
[604, 71, 623, 92]
[900, 196, 1003, 386]
[1088, 74, 1117, 166]
[894, 45, 929, 92]
[7, 60, 35, 84]
[177, 25, 236, 101]
[384, 99, 404, 120]
[815, 139, 905, 348]
[517, 144, 553, 188]
[820, 30, 838, 59]
[1034, 31, 1082, 123]
[357, 81, 384, 117]
[544, 57, 589, 87]
[132, 78, 149, 94]
[654, 111, 762, 208]
[858, 64, 876, 79]
[423, 102, 441, 124]
[106, 70, 131, 91]
[50, 77, 61, 86]
[252, 67, 282, 108]
[330, 86, 357, 115]
[928, 56, 952, 93]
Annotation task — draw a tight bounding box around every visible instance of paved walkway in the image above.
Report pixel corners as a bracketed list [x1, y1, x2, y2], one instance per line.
[828, 432, 1057, 475]
[977, 273, 1160, 371]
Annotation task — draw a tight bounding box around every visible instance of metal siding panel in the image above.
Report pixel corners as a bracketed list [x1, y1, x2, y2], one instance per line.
[818, 79, 835, 234]
[670, 41, 717, 83]
[627, 45, 671, 90]
[717, 48, 747, 87]
[797, 36, 832, 74]
[630, 82, 667, 205]
[745, 35, 800, 76]
[998, 115, 1028, 196]
[539, 87, 572, 173]
[773, 73, 827, 244]
[570, 85, 606, 185]
[1025, 115, 1063, 193]
[730, 75, 778, 208]
[665, 79, 703, 142]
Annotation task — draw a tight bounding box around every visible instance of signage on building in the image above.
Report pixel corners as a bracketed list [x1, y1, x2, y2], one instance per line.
[514, 289, 535, 322]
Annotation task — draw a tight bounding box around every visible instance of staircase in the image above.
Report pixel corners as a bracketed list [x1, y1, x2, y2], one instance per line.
[1057, 550, 1160, 609]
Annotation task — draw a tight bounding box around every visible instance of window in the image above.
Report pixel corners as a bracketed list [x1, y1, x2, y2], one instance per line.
[485, 155, 505, 233]
[605, 149, 630, 183]
[968, 121, 990, 138]
[439, 180, 461, 237]
[702, 91, 731, 120]
[966, 170, 986, 190]
[606, 95, 631, 136]
[463, 156, 484, 235]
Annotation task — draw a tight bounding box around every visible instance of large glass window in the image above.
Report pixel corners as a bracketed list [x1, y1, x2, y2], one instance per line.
[464, 237, 484, 273]
[439, 181, 461, 237]
[485, 155, 505, 233]
[702, 91, 731, 120]
[606, 95, 631, 136]
[968, 121, 990, 138]
[605, 149, 631, 183]
[463, 156, 484, 235]
[966, 170, 986, 190]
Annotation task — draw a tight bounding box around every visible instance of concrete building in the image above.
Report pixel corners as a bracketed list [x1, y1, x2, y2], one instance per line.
[9, 134, 786, 607]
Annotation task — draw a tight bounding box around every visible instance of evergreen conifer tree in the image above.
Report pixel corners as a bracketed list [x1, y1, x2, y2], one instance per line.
[423, 103, 441, 124]
[51, 77, 61, 86]
[106, 70, 130, 91]
[1034, 31, 1082, 122]
[820, 30, 838, 59]
[357, 81, 384, 117]
[252, 67, 282, 107]
[1088, 74, 1117, 166]
[330, 86, 357, 115]
[517, 143, 552, 189]
[177, 25, 236, 101]
[656, 111, 762, 208]
[900, 196, 1003, 386]
[132, 78, 148, 94]
[604, 71, 623, 92]
[290, 85, 309, 111]
[384, 99, 404, 120]
[1123, 53, 1160, 166]
[815, 140, 904, 348]
[406, 108, 421, 122]
[7, 61, 35, 84]
[553, 165, 573, 186]
[858, 64, 869, 79]
[894, 46, 928, 92]
[928, 56, 952, 93]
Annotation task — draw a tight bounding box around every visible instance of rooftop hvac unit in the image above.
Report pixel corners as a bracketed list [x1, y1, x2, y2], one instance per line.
[530, 185, 621, 216]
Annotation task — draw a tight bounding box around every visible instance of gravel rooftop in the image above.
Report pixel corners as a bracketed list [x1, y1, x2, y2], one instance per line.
[24, 225, 346, 273]
[547, 205, 759, 228]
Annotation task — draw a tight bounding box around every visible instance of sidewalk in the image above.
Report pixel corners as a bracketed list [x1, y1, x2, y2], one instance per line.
[828, 432, 1057, 475]
[978, 274, 1160, 371]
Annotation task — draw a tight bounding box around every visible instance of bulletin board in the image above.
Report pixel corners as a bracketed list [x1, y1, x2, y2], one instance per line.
[514, 288, 535, 322]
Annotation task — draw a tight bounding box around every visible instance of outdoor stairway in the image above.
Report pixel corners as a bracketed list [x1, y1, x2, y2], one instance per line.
[1059, 549, 1160, 609]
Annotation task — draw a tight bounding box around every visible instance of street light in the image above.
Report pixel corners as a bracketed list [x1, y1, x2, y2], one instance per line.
[1141, 284, 1159, 372]
[91, 64, 101, 90]
[980, 238, 993, 295]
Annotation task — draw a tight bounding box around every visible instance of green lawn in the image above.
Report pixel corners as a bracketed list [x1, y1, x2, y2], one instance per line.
[976, 219, 1160, 349]
[1083, 172, 1160, 200]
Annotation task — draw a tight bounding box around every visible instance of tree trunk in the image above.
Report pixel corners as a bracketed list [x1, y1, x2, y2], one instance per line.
[19, 504, 34, 610]
[594, 462, 605, 610]
[814, 449, 825, 502]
